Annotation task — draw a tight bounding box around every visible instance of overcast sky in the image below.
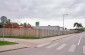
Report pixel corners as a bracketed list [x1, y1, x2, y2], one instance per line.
[0, 0, 85, 29]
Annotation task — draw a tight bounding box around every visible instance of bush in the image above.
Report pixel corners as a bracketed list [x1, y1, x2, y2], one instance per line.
[75, 28, 85, 33]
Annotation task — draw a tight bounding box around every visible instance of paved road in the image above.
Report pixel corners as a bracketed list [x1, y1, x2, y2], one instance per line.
[0, 32, 85, 55]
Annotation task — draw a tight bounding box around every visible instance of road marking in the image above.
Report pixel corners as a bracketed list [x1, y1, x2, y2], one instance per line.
[68, 45, 76, 52]
[36, 42, 50, 48]
[83, 46, 85, 54]
[56, 44, 66, 50]
[46, 43, 58, 48]
[78, 36, 82, 45]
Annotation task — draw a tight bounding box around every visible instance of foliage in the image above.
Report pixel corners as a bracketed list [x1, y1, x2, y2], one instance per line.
[6, 19, 12, 26]
[23, 23, 27, 27]
[0, 41, 16, 46]
[80, 28, 85, 31]
[23, 23, 31, 27]
[20, 23, 23, 26]
[0, 25, 3, 28]
[74, 22, 84, 33]
[27, 23, 31, 26]
[74, 22, 83, 29]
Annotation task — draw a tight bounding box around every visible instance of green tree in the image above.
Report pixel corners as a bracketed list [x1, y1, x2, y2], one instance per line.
[27, 23, 31, 26]
[6, 19, 12, 26]
[0, 24, 3, 28]
[74, 22, 83, 32]
[74, 22, 83, 29]
[23, 23, 27, 27]
[78, 23, 83, 28]
[20, 23, 23, 26]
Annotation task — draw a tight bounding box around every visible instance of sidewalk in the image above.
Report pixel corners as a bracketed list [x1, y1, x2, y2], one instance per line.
[0, 33, 76, 52]
[27, 34, 75, 44]
[3, 34, 76, 46]
[0, 44, 29, 52]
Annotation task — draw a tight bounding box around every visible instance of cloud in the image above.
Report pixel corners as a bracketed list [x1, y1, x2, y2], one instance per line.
[0, 0, 85, 19]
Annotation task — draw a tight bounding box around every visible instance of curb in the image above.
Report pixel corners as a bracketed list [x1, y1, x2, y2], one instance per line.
[0, 47, 28, 53]
[52, 34, 75, 41]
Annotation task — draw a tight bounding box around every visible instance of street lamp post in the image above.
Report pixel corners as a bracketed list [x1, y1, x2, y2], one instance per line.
[63, 14, 68, 30]
[1, 16, 7, 41]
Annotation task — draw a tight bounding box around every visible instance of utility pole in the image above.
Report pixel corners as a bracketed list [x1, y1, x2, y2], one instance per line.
[63, 14, 68, 30]
[1, 16, 7, 41]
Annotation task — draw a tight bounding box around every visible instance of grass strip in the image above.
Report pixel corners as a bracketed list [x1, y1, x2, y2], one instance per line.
[0, 41, 16, 46]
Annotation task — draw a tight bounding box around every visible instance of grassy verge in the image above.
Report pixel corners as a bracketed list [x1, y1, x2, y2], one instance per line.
[0, 36, 40, 39]
[0, 35, 60, 39]
[0, 41, 17, 46]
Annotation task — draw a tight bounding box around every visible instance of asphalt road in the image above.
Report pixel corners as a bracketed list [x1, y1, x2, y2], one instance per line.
[0, 32, 85, 55]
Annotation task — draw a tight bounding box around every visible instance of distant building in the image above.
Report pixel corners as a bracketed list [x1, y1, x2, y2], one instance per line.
[34, 26, 60, 30]
[60, 27, 64, 30]
[11, 22, 19, 27]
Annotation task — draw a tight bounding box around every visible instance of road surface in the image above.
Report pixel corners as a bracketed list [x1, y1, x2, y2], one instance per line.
[0, 32, 85, 55]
